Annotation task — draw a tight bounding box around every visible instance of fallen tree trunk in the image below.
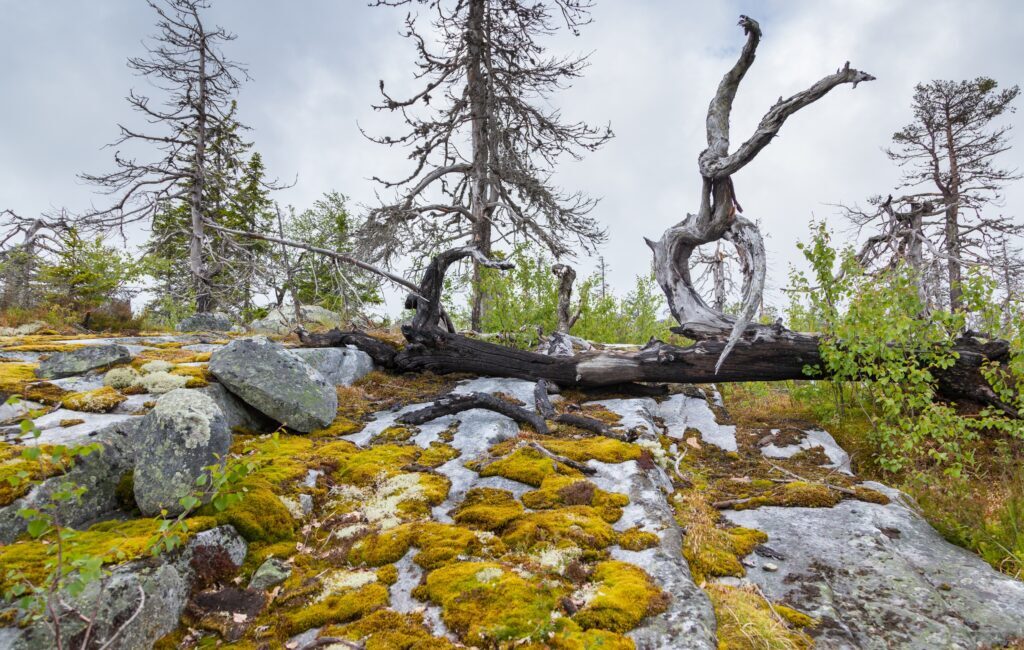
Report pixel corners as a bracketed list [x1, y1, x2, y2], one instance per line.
[300, 325, 1013, 413]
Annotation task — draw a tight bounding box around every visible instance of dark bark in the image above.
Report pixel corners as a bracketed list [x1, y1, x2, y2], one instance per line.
[397, 392, 549, 433]
[308, 323, 1011, 413]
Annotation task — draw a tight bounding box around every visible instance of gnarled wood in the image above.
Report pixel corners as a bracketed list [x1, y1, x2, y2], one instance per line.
[649, 15, 875, 370]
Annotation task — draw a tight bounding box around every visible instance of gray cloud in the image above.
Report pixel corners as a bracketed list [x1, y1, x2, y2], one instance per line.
[2, 0, 1021, 314]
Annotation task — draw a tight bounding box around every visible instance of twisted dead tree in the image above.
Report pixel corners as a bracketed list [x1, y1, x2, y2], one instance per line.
[648, 15, 874, 369]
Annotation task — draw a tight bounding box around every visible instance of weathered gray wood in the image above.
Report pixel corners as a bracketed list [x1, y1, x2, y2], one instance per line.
[648, 15, 875, 370]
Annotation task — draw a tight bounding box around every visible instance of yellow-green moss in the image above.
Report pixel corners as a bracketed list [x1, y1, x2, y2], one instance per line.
[324, 441, 420, 485]
[2, 344, 85, 353]
[59, 418, 85, 427]
[852, 485, 891, 505]
[522, 475, 629, 523]
[503, 506, 618, 551]
[283, 582, 389, 636]
[453, 487, 525, 531]
[200, 482, 295, 543]
[0, 515, 217, 592]
[417, 442, 460, 468]
[169, 365, 210, 388]
[475, 445, 581, 487]
[231, 434, 313, 486]
[0, 445, 67, 506]
[617, 527, 660, 551]
[132, 348, 208, 365]
[574, 561, 668, 633]
[21, 381, 69, 405]
[706, 583, 814, 650]
[540, 437, 642, 464]
[349, 521, 506, 570]
[422, 561, 562, 645]
[60, 386, 126, 413]
[371, 424, 417, 444]
[0, 363, 39, 395]
[324, 609, 459, 650]
[375, 564, 399, 585]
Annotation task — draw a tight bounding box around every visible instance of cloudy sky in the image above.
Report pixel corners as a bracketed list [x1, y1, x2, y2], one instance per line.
[2, 0, 1022, 315]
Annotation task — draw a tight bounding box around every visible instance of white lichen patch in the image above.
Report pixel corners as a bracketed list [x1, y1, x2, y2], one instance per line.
[362, 473, 425, 530]
[103, 366, 140, 389]
[569, 582, 601, 609]
[318, 569, 378, 601]
[151, 388, 222, 449]
[636, 438, 670, 468]
[139, 371, 189, 394]
[140, 360, 174, 374]
[474, 567, 504, 583]
[533, 546, 582, 573]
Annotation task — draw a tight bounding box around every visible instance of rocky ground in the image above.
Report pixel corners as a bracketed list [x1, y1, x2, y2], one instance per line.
[0, 328, 1022, 649]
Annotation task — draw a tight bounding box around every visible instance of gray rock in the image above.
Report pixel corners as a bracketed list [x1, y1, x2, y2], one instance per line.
[133, 389, 231, 517]
[0, 321, 46, 337]
[298, 304, 343, 328]
[172, 525, 248, 581]
[289, 346, 374, 386]
[590, 397, 718, 650]
[249, 557, 292, 591]
[177, 311, 233, 332]
[200, 382, 275, 433]
[248, 308, 291, 335]
[209, 337, 337, 432]
[34, 344, 132, 379]
[723, 483, 1024, 649]
[0, 418, 140, 544]
[2, 562, 188, 650]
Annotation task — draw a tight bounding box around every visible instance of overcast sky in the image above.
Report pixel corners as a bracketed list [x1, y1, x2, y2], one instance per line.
[2, 0, 1022, 315]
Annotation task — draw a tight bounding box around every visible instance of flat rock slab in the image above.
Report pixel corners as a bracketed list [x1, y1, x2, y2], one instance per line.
[35, 344, 131, 379]
[723, 483, 1024, 649]
[209, 337, 337, 432]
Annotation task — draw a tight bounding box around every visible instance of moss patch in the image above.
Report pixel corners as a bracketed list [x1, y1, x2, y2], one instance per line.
[453, 487, 525, 531]
[675, 491, 767, 584]
[282, 582, 389, 636]
[421, 561, 562, 645]
[0, 444, 67, 507]
[573, 560, 669, 633]
[60, 386, 126, 413]
[540, 436, 642, 464]
[617, 527, 660, 551]
[474, 445, 581, 487]
[522, 475, 629, 523]
[503, 506, 618, 551]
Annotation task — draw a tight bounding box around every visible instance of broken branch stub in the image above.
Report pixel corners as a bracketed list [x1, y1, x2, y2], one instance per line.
[648, 15, 875, 371]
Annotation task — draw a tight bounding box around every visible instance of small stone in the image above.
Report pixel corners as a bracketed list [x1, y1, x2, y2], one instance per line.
[763, 562, 779, 572]
[249, 558, 291, 592]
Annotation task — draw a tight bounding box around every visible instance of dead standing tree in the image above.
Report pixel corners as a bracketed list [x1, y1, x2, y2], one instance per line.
[363, 0, 612, 330]
[79, 0, 248, 313]
[294, 16, 1013, 413]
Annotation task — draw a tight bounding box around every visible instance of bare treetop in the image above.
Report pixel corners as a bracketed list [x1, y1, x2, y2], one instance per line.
[363, 0, 612, 328]
[647, 15, 874, 369]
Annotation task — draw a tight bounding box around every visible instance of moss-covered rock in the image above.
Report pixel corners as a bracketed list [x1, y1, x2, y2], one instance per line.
[475, 445, 581, 487]
[573, 561, 669, 633]
[503, 506, 618, 551]
[421, 561, 563, 645]
[522, 475, 629, 523]
[61, 386, 127, 413]
[453, 487, 525, 531]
